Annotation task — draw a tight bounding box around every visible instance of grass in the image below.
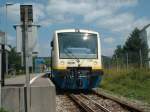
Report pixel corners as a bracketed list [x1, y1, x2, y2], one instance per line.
[100, 68, 150, 104]
[0, 108, 8, 112]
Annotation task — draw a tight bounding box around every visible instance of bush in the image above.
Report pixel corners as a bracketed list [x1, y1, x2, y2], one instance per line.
[101, 68, 150, 104]
[0, 108, 8, 112]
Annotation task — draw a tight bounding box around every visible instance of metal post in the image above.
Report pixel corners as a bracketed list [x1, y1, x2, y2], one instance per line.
[24, 7, 30, 112]
[5, 3, 13, 76]
[22, 25, 26, 71]
[116, 55, 119, 72]
[0, 32, 5, 108]
[139, 49, 143, 68]
[126, 52, 129, 70]
[1, 45, 5, 86]
[21, 51, 24, 67]
[6, 52, 8, 76]
[0, 45, 2, 108]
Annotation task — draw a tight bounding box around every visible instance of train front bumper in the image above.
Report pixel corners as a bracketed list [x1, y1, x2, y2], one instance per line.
[52, 68, 103, 90]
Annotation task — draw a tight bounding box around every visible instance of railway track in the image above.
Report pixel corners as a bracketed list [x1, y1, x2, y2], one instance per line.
[93, 90, 147, 112]
[69, 93, 131, 112]
[70, 94, 111, 112]
[56, 94, 84, 112]
[56, 90, 146, 112]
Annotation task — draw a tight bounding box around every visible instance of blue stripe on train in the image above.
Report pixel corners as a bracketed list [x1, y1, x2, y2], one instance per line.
[52, 75, 102, 90]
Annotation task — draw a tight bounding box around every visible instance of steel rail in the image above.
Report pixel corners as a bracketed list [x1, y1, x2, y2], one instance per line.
[56, 94, 81, 112]
[93, 90, 144, 112]
[70, 94, 96, 112]
[80, 94, 111, 112]
[70, 94, 111, 112]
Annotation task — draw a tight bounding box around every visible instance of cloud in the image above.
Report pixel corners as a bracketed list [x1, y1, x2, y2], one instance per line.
[97, 13, 134, 32]
[2, 0, 150, 57]
[97, 12, 150, 35]
[39, 15, 74, 27]
[46, 0, 138, 24]
[39, 44, 50, 57]
[32, 3, 46, 22]
[3, 3, 20, 22]
[83, 9, 112, 23]
[1, 0, 142, 29]
[44, 0, 148, 35]
[102, 47, 115, 56]
[133, 18, 150, 30]
[46, 0, 92, 15]
[1, 2, 46, 23]
[103, 37, 115, 44]
[7, 34, 16, 46]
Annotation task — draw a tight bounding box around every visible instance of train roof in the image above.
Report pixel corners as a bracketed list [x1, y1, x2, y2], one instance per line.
[54, 29, 99, 35]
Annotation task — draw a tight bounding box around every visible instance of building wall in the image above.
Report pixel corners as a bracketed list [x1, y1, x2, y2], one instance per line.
[16, 25, 39, 53]
[146, 26, 150, 50]
[146, 27, 150, 67]
[140, 25, 150, 67]
[140, 30, 147, 43]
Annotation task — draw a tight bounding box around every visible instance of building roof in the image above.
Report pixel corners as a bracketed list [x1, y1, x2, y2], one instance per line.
[140, 24, 150, 32]
[0, 31, 5, 37]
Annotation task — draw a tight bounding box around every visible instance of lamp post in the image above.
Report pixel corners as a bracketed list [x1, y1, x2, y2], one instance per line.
[20, 5, 33, 112]
[0, 31, 5, 108]
[5, 3, 14, 76]
[5, 3, 13, 44]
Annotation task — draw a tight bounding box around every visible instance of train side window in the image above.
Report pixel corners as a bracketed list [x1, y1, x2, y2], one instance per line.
[51, 41, 53, 47]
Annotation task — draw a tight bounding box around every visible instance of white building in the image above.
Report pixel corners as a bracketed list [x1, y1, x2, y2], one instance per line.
[14, 24, 40, 67]
[0, 31, 5, 45]
[14, 24, 40, 54]
[140, 24, 150, 67]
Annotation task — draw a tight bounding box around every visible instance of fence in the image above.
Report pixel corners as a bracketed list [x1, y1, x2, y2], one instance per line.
[103, 50, 150, 71]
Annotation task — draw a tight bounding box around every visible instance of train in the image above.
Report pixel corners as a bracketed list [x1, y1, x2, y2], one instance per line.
[50, 29, 103, 90]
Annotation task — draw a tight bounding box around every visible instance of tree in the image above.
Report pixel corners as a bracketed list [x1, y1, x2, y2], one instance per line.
[112, 45, 124, 68]
[8, 47, 22, 73]
[123, 28, 148, 66]
[113, 28, 148, 68]
[113, 45, 123, 58]
[0, 108, 8, 112]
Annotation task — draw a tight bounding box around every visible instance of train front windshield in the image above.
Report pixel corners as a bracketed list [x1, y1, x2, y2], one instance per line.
[58, 32, 98, 59]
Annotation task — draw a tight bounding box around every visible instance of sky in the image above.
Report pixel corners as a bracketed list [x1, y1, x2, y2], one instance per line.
[0, 0, 150, 57]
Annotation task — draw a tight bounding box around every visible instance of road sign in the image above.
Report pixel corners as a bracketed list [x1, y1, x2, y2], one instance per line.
[20, 5, 33, 22]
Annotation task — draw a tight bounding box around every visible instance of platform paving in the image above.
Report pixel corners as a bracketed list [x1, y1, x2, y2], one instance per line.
[2, 73, 56, 112]
[31, 77, 51, 86]
[5, 73, 44, 85]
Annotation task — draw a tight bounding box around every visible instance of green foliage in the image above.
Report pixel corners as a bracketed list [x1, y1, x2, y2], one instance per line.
[113, 45, 124, 58]
[103, 28, 150, 104]
[124, 28, 142, 51]
[123, 28, 148, 65]
[102, 56, 111, 68]
[101, 68, 150, 103]
[44, 57, 51, 67]
[112, 45, 124, 67]
[8, 47, 23, 73]
[113, 28, 148, 67]
[0, 108, 8, 112]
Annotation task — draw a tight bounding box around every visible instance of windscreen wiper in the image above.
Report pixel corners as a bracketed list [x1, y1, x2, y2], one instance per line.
[64, 49, 80, 64]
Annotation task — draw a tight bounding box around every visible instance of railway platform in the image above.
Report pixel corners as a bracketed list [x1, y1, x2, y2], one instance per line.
[1, 73, 56, 112]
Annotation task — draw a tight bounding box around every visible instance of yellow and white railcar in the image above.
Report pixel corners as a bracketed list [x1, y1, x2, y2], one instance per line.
[51, 29, 103, 89]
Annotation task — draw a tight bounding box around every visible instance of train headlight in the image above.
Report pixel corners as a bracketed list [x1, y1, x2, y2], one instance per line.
[83, 33, 88, 40]
[93, 61, 98, 65]
[60, 61, 64, 65]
